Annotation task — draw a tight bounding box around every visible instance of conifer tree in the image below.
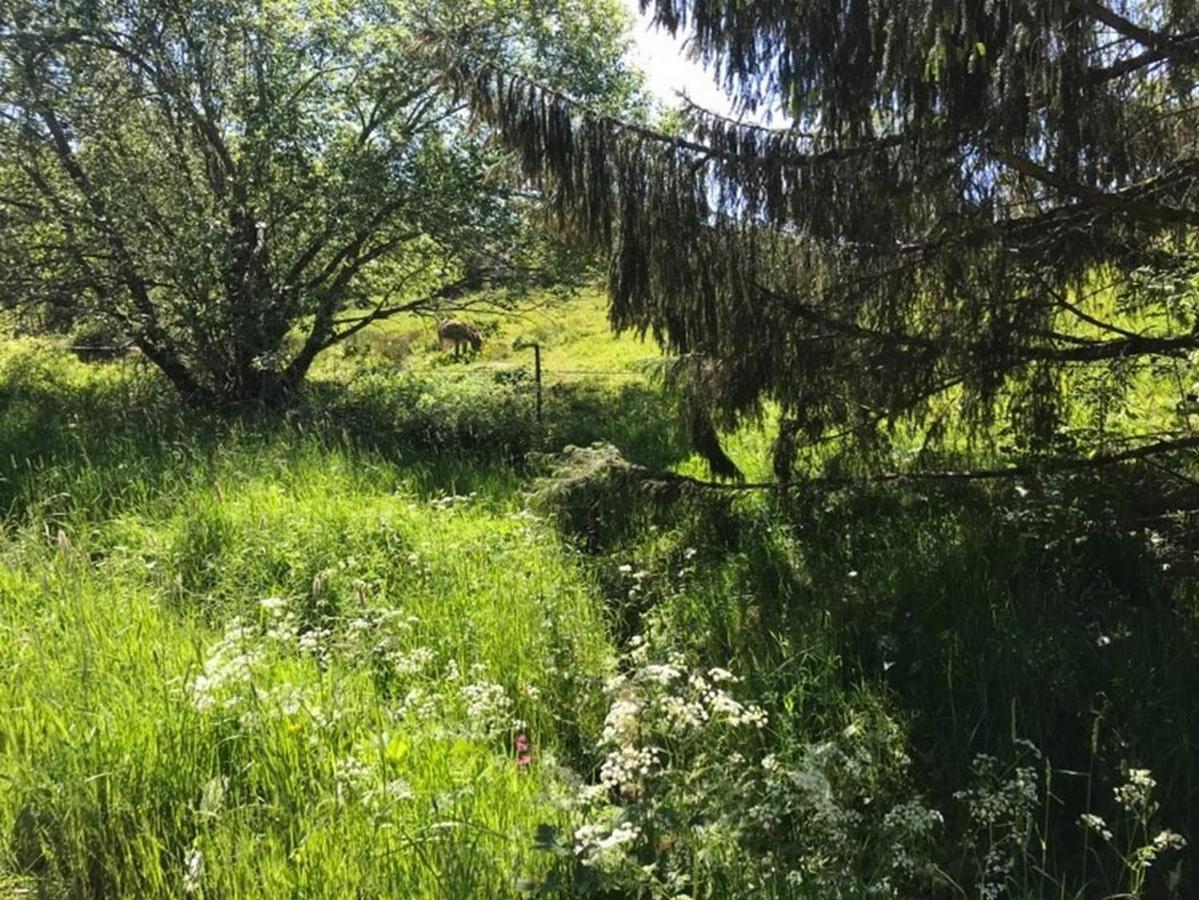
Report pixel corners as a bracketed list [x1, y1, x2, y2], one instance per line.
[442, 1, 1199, 479]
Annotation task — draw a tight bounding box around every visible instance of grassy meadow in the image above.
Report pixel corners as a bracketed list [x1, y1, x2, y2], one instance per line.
[1, 289, 1197, 898]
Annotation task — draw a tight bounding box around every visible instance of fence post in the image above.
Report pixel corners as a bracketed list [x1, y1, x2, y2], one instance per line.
[533, 342, 543, 425]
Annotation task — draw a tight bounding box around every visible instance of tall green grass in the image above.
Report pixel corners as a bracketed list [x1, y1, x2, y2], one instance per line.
[0, 341, 622, 897]
[1, 323, 1196, 897]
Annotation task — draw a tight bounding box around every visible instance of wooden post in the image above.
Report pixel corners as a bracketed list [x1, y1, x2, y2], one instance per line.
[533, 342, 543, 425]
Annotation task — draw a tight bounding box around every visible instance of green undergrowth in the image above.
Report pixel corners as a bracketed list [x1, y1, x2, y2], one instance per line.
[1, 320, 1197, 897]
[0, 348, 619, 896]
[532, 447, 1198, 896]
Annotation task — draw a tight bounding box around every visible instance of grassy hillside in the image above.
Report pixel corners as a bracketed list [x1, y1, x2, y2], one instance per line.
[1, 291, 1196, 898]
[323, 289, 657, 372]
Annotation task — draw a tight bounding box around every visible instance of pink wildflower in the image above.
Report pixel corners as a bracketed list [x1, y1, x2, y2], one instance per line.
[515, 732, 533, 769]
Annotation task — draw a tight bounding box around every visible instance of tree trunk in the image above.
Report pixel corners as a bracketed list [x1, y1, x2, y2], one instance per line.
[132, 337, 213, 406]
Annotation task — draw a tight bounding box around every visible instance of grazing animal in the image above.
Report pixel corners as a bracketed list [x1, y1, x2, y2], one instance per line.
[437, 319, 483, 359]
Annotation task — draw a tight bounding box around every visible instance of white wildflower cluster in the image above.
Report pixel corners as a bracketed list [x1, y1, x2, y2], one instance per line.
[600, 696, 642, 742]
[342, 605, 427, 670]
[396, 686, 439, 722]
[297, 625, 334, 662]
[333, 744, 416, 816]
[268, 682, 338, 730]
[735, 713, 940, 896]
[1132, 827, 1188, 872]
[1093, 767, 1188, 876]
[569, 654, 772, 880]
[637, 662, 681, 685]
[188, 603, 352, 734]
[1153, 829, 1187, 851]
[574, 820, 642, 867]
[334, 755, 372, 788]
[708, 690, 769, 727]
[599, 744, 662, 795]
[460, 679, 514, 739]
[616, 563, 650, 601]
[1080, 812, 1113, 841]
[188, 617, 262, 712]
[189, 596, 422, 732]
[882, 800, 944, 881]
[954, 754, 1039, 829]
[388, 646, 436, 676]
[361, 652, 523, 737]
[1076, 765, 1189, 895]
[954, 747, 1042, 900]
[883, 799, 945, 834]
[254, 595, 302, 648]
[1114, 767, 1157, 815]
[624, 663, 767, 734]
[658, 693, 710, 733]
[570, 639, 944, 898]
[588, 660, 769, 804]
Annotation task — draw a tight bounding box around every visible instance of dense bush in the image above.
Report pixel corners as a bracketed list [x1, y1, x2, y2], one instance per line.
[532, 468, 1198, 897]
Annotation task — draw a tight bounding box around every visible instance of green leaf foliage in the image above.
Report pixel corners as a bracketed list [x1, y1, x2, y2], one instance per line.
[0, 0, 640, 405]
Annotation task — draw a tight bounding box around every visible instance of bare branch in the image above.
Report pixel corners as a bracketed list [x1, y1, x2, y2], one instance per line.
[644, 433, 1199, 493]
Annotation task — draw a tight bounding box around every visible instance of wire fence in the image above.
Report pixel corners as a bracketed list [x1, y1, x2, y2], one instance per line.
[64, 340, 655, 425]
[549, 369, 646, 377]
[462, 343, 657, 423]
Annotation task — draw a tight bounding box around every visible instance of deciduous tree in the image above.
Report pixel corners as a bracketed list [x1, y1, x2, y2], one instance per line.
[0, 0, 637, 405]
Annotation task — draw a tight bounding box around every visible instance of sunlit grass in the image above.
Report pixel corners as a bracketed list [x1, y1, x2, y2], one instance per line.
[0, 421, 613, 896]
[2, 295, 1197, 897]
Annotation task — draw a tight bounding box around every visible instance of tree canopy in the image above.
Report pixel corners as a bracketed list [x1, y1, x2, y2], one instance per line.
[0, 0, 638, 405]
[442, 0, 1199, 480]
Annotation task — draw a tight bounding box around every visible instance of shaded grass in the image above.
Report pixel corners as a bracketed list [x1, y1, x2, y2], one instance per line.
[584, 473, 1199, 892]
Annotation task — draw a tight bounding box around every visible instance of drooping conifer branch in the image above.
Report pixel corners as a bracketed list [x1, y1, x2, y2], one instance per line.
[435, 0, 1199, 479]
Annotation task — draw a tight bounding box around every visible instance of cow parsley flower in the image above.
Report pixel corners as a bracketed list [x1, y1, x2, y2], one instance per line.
[1152, 829, 1186, 851]
[1115, 768, 1157, 814]
[460, 680, 512, 738]
[1079, 813, 1113, 841]
[637, 663, 682, 684]
[601, 697, 641, 743]
[182, 848, 204, 895]
[574, 821, 641, 866]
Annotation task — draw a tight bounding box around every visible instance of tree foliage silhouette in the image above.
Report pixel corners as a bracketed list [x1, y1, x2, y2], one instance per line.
[442, 0, 1199, 479]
